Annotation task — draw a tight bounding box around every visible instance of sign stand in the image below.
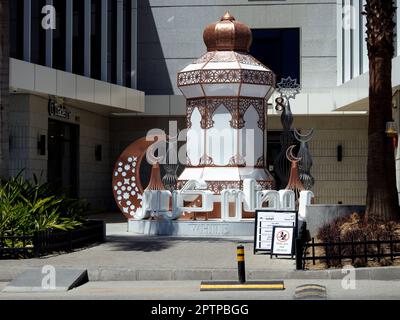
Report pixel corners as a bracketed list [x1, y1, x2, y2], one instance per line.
[270, 226, 296, 258]
[253, 209, 298, 254]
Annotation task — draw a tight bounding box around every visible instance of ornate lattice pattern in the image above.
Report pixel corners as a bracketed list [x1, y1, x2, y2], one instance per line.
[235, 52, 265, 67]
[256, 156, 264, 168]
[193, 52, 216, 64]
[229, 155, 246, 166]
[252, 100, 266, 131]
[199, 154, 215, 166]
[177, 179, 274, 195]
[186, 99, 206, 129]
[187, 98, 265, 131]
[178, 69, 274, 87]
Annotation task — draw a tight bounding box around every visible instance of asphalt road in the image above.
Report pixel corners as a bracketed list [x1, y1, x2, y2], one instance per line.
[1, 280, 400, 300]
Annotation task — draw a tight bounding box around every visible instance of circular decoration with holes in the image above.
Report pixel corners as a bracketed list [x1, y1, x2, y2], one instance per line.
[112, 136, 165, 219]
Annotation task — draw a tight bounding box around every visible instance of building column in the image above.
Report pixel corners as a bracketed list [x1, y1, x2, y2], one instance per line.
[337, 0, 343, 85]
[116, 0, 124, 86]
[395, 92, 400, 201]
[361, 0, 368, 73]
[351, 0, 360, 77]
[23, 0, 31, 62]
[0, 0, 10, 177]
[45, 0, 53, 68]
[65, 0, 73, 72]
[131, 0, 138, 89]
[343, 0, 352, 82]
[101, 0, 108, 81]
[397, 0, 400, 57]
[84, 0, 91, 77]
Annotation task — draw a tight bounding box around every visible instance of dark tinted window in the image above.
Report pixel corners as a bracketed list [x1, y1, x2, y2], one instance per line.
[31, 0, 47, 66]
[91, 0, 102, 80]
[250, 28, 301, 84]
[53, 0, 67, 70]
[108, 0, 117, 84]
[124, 0, 132, 88]
[73, 0, 85, 75]
[10, 0, 24, 60]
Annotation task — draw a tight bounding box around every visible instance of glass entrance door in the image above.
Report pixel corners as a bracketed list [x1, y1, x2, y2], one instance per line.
[48, 119, 79, 197]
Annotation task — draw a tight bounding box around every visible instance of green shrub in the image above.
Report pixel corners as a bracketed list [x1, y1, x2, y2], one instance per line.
[0, 172, 88, 236]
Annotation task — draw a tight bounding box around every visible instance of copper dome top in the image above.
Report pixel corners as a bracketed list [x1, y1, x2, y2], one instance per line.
[203, 12, 252, 52]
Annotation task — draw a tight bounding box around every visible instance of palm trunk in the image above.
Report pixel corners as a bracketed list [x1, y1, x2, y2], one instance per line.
[0, 0, 9, 178]
[365, 0, 399, 221]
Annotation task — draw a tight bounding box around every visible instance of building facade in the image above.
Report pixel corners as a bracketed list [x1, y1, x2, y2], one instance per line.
[5, 0, 144, 210]
[3, 0, 400, 211]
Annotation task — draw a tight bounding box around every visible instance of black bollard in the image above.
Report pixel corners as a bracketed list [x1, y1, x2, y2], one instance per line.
[237, 245, 246, 283]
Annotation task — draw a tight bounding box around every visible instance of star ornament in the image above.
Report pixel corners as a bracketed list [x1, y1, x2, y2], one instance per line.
[277, 77, 301, 101]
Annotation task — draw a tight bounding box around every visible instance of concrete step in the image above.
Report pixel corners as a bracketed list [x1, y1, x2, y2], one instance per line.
[2, 268, 88, 293]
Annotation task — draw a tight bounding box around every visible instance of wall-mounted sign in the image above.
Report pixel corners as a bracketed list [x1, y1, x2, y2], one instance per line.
[48, 99, 71, 120]
[271, 226, 295, 257]
[254, 210, 297, 253]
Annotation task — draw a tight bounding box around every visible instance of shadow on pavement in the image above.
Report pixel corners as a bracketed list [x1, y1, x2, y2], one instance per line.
[105, 235, 253, 253]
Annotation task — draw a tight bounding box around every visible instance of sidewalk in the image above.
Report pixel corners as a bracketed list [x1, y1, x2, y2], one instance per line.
[1, 213, 400, 282]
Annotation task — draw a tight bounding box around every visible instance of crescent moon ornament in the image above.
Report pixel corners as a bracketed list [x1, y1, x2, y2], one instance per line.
[294, 129, 314, 143]
[112, 135, 166, 219]
[286, 145, 302, 163]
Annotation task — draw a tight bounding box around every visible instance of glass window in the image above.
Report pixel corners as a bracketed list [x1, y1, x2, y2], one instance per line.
[250, 28, 301, 84]
[31, 0, 47, 66]
[91, 0, 102, 80]
[73, 0, 85, 75]
[124, 0, 132, 88]
[10, 0, 24, 60]
[108, 0, 117, 84]
[53, 0, 67, 70]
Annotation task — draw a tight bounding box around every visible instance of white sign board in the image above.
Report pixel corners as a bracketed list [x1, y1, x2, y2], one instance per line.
[254, 210, 297, 253]
[271, 226, 295, 256]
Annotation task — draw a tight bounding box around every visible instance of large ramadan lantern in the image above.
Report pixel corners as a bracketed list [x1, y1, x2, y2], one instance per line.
[177, 12, 276, 195]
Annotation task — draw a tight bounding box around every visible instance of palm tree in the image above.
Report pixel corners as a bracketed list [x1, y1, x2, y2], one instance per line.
[365, 0, 399, 221]
[0, 0, 9, 178]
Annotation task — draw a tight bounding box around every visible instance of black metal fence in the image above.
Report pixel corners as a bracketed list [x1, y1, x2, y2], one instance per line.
[296, 236, 400, 270]
[0, 220, 105, 260]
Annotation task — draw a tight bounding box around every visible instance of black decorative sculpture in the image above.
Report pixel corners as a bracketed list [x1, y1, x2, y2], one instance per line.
[294, 129, 315, 190]
[273, 77, 301, 189]
[162, 141, 179, 192]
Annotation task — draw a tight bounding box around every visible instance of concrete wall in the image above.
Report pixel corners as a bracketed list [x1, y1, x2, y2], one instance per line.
[305, 205, 365, 238]
[270, 115, 368, 205]
[138, 0, 337, 96]
[8, 94, 112, 211]
[9, 58, 145, 113]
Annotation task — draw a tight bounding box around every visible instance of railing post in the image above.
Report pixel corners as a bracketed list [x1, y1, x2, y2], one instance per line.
[377, 236, 381, 262]
[0, 234, 3, 259]
[312, 238, 316, 266]
[33, 231, 40, 258]
[364, 236, 368, 265]
[295, 238, 304, 270]
[68, 230, 73, 252]
[390, 235, 394, 261]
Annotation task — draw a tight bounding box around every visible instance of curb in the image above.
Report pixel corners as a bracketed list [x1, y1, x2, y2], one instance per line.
[1, 266, 400, 282]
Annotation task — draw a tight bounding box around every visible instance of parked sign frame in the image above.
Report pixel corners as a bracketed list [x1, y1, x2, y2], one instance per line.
[270, 225, 295, 257]
[254, 209, 298, 254]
